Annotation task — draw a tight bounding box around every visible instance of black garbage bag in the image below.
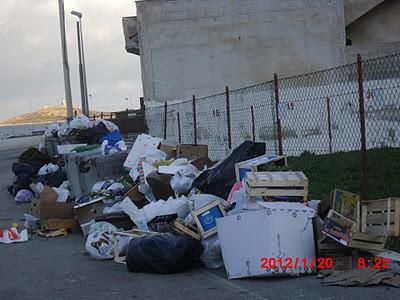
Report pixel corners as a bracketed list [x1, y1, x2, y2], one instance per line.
[9, 173, 33, 196]
[191, 141, 266, 199]
[18, 147, 50, 170]
[82, 122, 109, 145]
[126, 233, 203, 274]
[33, 168, 67, 188]
[12, 163, 35, 177]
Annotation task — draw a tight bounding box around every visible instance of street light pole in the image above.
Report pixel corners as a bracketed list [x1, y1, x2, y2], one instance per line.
[76, 20, 87, 116]
[71, 11, 89, 116]
[58, 0, 73, 122]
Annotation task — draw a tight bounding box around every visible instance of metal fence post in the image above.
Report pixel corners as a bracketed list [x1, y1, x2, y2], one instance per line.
[177, 112, 182, 144]
[274, 73, 283, 155]
[164, 101, 168, 140]
[225, 86, 232, 149]
[192, 95, 197, 145]
[251, 105, 256, 142]
[357, 54, 368, 201]
[140, 97, 148, 133]
[326, 97, 333, 154]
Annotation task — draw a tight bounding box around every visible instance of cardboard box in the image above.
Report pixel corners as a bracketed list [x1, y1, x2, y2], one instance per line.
[74, 198, 104, 225]
[123, 185, 149, 209]
[30, 198, 74, 219]
[217, 202, 316, 279]
[177, 144, 208, 160]
[159, 141, 177, 159]
[235, 155, 287, 181]
[39, 186, 59, 202]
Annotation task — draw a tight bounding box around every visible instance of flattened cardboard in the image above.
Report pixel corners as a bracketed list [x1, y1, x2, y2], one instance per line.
[177, 144, 208, 160]
[40, 218, 79, 230]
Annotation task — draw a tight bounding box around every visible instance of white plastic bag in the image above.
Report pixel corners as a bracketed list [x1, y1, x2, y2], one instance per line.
[200, 235, 224, 269]
[53, 187, 70, 203]
[95, 119, 119, 132]
[85, 222, 118, 260]
[70, 115, 90, 129]
[37, 163, 59, 176]
[121, 196, 190, 230]
[170, 172, 193, 194]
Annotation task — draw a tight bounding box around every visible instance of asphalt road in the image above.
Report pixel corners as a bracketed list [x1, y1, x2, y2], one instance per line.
[0, 137, 398, 300]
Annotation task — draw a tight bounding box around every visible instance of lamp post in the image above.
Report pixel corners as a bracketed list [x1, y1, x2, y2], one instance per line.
[58, 0, 73, 122]
[71, 10, 89, 116]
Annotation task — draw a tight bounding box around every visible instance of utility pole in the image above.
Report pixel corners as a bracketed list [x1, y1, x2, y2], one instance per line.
[58, 0, 73, 122]
[71, 10, 89, 116]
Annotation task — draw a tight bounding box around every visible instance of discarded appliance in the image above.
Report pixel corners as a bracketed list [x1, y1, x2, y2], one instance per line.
[192, 199, 226, 239]
[217, 202, 316, 279]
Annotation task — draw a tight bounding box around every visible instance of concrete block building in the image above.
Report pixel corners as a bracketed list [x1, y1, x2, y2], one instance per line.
[123, 0, 400, 103]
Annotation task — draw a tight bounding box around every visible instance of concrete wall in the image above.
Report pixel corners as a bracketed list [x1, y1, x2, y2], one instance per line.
[344, 0, 385, 25]
[346, 0, 400, 44]
[136, 0, 346, 103]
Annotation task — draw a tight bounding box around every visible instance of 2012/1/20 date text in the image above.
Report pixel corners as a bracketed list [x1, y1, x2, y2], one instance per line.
[260, 257, 328, 270]
[260, 257, 392, 270]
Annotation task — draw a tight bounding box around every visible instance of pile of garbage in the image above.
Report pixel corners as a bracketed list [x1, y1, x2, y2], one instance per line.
[3, 122, 400, 287]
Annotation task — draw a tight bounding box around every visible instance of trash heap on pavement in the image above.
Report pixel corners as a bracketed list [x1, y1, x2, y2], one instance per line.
[4, 123, 400, 287]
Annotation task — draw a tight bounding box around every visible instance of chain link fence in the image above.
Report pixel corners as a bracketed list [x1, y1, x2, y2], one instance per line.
[144, 53, 400, 199]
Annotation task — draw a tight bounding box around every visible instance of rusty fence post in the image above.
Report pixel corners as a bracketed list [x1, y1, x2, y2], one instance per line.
[274, 73, 283, 155]
[177, 112, 182, 144]
[140, 97, 148, 133]
[326, 97, 333, 154]
[357, 54, 368, 201]
[164, 101, 168, 140]
[192, 95, 197, 145]
[225, 86, 232, 149]
[250, 105, 256, 142]
[100, 112, 103, 119]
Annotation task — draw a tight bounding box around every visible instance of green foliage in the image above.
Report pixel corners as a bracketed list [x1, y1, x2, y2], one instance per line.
[287, 148, 400, 200]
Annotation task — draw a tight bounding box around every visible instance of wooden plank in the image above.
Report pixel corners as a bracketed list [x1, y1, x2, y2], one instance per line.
[363, 198, 398, 211]
[395, 199, 400, 235]
[171, 220, 200, 240]
[246, 172, 308, 187]
[365, 224, 395, 236]
[365, 213, 395, 225]
[246, 188, 308, 198]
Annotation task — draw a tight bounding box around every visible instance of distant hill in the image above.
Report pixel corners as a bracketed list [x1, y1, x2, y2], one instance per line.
[0, 104, 98, 125]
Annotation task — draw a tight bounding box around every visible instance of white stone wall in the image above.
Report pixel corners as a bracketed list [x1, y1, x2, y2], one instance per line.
[136, 0, 346, 104]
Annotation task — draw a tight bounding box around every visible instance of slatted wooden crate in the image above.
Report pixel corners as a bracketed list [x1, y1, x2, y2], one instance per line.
[361, 198, 400, 236]
[244, 171, 308, 200]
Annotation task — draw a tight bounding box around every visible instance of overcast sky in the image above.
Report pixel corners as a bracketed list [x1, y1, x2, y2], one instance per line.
[0, 0, 141, 121]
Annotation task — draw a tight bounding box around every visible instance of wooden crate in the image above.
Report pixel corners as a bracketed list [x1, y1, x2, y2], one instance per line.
[361, 198, 400, 236]
[245, 171, 308, 200]
[112, 229, 159, 264]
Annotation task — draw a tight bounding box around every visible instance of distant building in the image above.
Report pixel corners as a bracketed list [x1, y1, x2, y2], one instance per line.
[123, 0, 400, 103]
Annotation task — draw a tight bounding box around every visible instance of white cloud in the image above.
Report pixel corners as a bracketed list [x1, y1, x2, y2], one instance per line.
[0, 0, 141, 120]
